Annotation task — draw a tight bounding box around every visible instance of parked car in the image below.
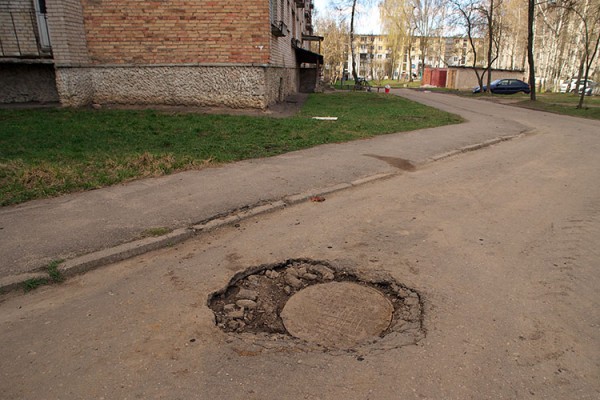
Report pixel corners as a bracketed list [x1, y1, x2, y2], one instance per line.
[559, 79, 596, 96]
[473, 79, 530, 94]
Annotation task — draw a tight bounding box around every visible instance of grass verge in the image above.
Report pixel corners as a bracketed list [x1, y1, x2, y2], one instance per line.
[1, 92, 462, 206]
[513, 93, 600, 120]
[460, 91, 600, 120]
[22, 260, 65, 292]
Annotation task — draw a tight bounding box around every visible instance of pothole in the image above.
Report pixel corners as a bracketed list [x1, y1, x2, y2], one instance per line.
[208, 259, 425, 352]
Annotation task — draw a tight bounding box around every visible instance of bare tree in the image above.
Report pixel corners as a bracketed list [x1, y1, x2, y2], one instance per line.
[380, 0, 416, 80]
[332, 0, 374, 83]
[528, 0, 600, 104]
[527, 0, 536, 100]
[553, 0, 600, 108]
[450, 0, 504, 93]
[315, 15, 350, 84]
[450, 0, 488, 91]
[410, 0, 447, 78]
[481, 0, 504, 90]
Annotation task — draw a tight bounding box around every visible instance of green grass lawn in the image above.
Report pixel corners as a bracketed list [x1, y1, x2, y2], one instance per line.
[459, 90, 600, 119]
[0, 92, 461, 206]
[513, 93, 600, 120]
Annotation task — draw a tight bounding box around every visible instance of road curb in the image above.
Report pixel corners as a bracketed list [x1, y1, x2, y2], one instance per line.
[428, 131, 532, 163]
[0, 271, 49, 293]
[0, 133, 528, 294]
[58, 228, 196, 278]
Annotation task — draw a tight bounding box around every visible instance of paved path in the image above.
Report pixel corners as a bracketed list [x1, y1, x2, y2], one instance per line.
[0, 90, 567, 288]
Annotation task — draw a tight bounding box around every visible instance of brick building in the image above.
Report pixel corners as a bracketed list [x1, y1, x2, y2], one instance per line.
[1, 0, 322, 108]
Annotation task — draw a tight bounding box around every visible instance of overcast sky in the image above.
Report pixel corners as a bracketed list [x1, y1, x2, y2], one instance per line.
[313, 0, 382, 34]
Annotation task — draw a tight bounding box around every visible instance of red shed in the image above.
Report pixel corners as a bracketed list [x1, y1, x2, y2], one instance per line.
[423, 68, 448, 87]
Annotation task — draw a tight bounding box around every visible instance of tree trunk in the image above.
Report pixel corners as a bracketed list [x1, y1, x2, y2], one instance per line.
[578, 29, 600, 109]
[350, 0, 358, 82]
[486, 0, 494, 94]
[408, 34, 414, 82]
[528, 0, 536, 101]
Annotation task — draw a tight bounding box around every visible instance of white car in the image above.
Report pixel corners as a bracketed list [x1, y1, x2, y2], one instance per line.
[560, 79, 596, 95]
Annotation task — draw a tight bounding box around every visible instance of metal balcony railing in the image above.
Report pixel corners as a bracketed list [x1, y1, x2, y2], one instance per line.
[0, 9, 52, 58]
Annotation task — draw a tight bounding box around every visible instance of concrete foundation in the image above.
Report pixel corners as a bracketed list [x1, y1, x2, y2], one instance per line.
[52, 64, 301, 109]
[0, 63, 59, 103]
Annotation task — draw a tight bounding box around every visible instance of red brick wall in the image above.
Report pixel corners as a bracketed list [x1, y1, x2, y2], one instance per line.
[80, 0, 271, 65]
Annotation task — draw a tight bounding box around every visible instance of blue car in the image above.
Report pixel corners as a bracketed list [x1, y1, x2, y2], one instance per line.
[473, 79, 531, 94]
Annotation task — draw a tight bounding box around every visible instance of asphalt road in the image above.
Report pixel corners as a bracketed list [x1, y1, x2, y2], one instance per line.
[1, 91, 599, 399]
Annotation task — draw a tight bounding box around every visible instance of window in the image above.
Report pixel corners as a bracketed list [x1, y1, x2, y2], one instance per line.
[270, 0, 277, 22]
[270, 0, 289, 36]
[37, 0, 47, 13]
[270, 0, 285, 22]
[34, 0, 51, 49]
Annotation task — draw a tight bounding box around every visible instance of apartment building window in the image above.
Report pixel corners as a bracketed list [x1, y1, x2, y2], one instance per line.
[270, 0, 289, 36]
[270, 0, 276, 21]
[34, 0, 51, 49]
[270, 0, 286, 22]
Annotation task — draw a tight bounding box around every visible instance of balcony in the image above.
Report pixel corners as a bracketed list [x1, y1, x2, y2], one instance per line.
[0, 9, 51, 59]
[271, 20, 289, 37]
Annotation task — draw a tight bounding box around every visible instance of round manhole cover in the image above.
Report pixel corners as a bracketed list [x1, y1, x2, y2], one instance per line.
[280, 282, 394, 349]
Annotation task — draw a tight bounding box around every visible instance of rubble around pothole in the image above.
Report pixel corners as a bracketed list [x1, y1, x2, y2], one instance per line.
[207, 259, 425, 352]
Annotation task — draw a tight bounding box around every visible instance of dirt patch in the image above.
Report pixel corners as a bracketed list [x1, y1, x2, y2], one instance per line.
[207, 259, 425, 352]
